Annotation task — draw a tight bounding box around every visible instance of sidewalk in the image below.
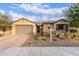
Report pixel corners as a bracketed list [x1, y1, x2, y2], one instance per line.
[0, 47, 79, 56]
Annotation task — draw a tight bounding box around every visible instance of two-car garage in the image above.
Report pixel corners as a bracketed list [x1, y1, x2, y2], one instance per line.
[15, 25, 33, 34]
[12, 18, 37, 35]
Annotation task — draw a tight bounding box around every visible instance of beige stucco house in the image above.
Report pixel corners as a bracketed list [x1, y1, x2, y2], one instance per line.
[0, 18, 69, 35]
[11, 18, 37, 35]
[42, 19, 69, 33]
[0, 18, 37, 35]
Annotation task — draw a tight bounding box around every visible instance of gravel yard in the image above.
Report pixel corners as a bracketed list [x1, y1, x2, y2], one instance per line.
[21, 37, 79, 47]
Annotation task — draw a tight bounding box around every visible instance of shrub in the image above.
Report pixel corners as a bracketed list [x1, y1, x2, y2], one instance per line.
[43, 32, 50, 37]
[0, 34, 3, 37]
[69, 32, 77, 39]
[37, 32, 42, 36]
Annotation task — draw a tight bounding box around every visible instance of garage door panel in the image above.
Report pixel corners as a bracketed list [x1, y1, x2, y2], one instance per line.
[16, 25, 33, 34]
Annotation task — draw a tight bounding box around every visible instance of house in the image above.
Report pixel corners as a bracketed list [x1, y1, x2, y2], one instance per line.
[0, 18, 37, 35]
[42, 19, 69, 34]
[11, 18, 37, 35]
[42, 21, 54, 33]
[0, 18, 69, 35]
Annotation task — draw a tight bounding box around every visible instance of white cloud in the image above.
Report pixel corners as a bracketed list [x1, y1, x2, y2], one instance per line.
[19, 4, 68, 15]
[9, 11, 23, 20]
[0, 10, 5, 14]
[8, 10, 66, 22]
[51, 16, 66, 21]
[41, 4, 49, 8]
[8, 11, 38, 21]
[10, 4, 69, 21]
[25, 15, 39, 21]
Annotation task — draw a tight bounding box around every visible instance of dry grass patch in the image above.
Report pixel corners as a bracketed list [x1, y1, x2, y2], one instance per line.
[21, 37, 50, 47]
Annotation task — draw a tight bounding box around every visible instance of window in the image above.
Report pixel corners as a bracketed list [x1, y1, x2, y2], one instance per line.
[56, 24, 68, 31]
[59, 24, 64, 30]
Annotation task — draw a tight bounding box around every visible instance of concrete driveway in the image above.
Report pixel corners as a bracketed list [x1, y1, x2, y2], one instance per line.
[0, 34, 31, 47]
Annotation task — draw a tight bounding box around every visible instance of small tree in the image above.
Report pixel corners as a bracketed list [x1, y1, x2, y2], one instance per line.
[0, 13, 12, 34]
[64, 4, 79, 28]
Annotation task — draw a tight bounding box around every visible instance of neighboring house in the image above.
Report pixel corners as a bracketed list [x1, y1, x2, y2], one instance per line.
[42, 19, 69, 34]
[0, 26, 11, 35]
[4, 26, 12, 35]
[11, 18, 37, 35]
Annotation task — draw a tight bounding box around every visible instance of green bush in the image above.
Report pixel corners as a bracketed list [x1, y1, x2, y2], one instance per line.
[69, 32, 77, 39]
[37, 32, 42, 36]
[43, 32, 50, 37]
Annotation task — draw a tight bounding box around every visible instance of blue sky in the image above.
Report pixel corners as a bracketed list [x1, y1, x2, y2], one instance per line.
[0, 3, 73, 22]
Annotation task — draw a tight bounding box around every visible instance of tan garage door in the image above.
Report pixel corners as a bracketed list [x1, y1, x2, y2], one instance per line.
[16, 25, 33, 34]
